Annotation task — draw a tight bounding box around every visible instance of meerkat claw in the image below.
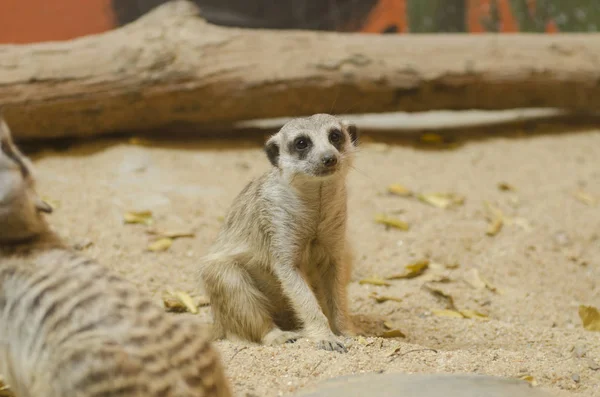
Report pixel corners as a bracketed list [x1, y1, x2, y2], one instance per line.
[318, 339, 348, 353]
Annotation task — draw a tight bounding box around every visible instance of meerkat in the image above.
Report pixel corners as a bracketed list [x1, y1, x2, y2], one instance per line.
[0, 114, 232, 397]
[198, 113, 359, 353]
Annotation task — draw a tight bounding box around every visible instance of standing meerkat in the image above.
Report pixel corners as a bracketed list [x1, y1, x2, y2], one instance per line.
[198, 113, 359, 353]
[0, 115, 232, 397]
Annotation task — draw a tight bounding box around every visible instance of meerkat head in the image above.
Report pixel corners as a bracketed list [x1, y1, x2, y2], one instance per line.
[264, 114, 359, 180]
[0, 113, 53, 243]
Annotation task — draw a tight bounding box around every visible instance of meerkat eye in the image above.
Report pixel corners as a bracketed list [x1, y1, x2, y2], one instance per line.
[294, 137, 310, 150]
[329, 129, 342, 144]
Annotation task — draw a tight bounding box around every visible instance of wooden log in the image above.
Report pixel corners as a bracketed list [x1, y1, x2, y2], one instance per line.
[1, 0, 600, 140]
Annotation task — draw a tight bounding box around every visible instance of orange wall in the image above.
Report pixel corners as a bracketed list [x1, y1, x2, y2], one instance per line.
[0, 0, 115, 44]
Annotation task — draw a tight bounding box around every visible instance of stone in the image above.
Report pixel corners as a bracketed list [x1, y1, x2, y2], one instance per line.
[291, 372, 556, 397]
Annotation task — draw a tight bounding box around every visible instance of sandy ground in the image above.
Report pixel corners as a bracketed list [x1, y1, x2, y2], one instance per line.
[24, 117, 600, 397]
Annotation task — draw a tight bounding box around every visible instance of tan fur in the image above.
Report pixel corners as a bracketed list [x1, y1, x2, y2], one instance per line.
[198, 114, 359, 353]
[0, 115, 232, 397]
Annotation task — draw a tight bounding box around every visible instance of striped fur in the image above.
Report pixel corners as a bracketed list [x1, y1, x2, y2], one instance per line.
[0, 114, 231, 397]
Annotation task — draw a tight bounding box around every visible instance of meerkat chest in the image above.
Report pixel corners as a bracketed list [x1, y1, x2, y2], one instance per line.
[288, 186, 346, 246]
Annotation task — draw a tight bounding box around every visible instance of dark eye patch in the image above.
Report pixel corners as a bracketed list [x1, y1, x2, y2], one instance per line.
[287, 135, 312, 160]
[328, 128, 345, 151]
[1, 138, 29, 177]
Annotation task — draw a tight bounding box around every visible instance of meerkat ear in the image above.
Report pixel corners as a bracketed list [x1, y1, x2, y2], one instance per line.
[264, 137, 280, 168]
[346, 123, 359, 146]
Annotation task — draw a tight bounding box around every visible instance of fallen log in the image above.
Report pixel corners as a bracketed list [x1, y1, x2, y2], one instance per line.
[1, 0, 600, 140]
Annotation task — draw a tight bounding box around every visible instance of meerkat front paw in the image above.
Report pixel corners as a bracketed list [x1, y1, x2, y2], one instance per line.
[263, 328, 302, 346]
[317, 337, 348, 353]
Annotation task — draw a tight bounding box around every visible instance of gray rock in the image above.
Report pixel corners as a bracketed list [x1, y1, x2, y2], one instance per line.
[291, 373, 556, 397]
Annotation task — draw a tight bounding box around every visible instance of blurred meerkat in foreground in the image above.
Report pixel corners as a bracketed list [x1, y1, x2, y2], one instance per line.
[0, 115, 231, 397]
[199, 114, 359, 353]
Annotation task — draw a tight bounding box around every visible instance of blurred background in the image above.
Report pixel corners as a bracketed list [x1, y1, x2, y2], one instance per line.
[1, 0, 600, 44]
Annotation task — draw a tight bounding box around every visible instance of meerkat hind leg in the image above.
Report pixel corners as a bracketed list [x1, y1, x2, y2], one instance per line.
[203, 260, 300, 345]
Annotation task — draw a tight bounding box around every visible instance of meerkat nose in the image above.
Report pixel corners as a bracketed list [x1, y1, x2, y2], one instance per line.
[322, 155, 338, 167]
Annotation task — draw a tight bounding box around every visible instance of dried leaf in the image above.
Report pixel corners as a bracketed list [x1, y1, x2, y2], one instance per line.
[497, 182, 516, 192]
[386, 259, 429, 280]
[465, 269, 501, 294]
[445, 263, 460, 270]
[374, 214, 409, 231]
[370, 292, 402, 303]
[431, 309, 464, 319]
[484, 201, 504, 236]
[379, 329, 406, 338]
[420, 133, 444, 144]
[147, 228, 196, 239]
[574, 191, 597, 206]
[357, 336, 369, 345]
[417, 193, 464, 209]
[387, 184, 412, 197]
[459, 309, 489, 320]
[383, 321, 394, 330]
[423, 284, 457, 310]
[147, 238, 173, 252]
[519, 375, 538, 387]
[578, 305, 600, 332]
[359, 277, 391, 287]
[162, 290, 199, 314]
[124, 210, 154, 225]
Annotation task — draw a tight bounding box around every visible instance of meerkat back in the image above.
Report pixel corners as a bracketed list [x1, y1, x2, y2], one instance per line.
[0, 114, 232, 397]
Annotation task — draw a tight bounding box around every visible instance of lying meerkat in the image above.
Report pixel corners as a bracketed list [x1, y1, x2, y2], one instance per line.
[199, 113, 359, 353]
[0, 115, 232, 397]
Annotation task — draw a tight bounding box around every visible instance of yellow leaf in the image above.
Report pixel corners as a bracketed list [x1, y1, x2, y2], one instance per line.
[465, 268, 487, 290]
[484, 201, 504, 236]
[497, 182, 516, 192]
[370, 292, 402, 303]
[417, 193, 464, 209]
[148, 238, 173, 252]
[380, 329, 406, 338]
[465, 268, 502, 294]
[124, 210, 154, 225]
[359, 277, 391, 287]
[519, 375, 538, 387]
[459, 309, 489, 320]
[374, 214, 409, 231]
[147, 229, 195, 239]
[386, 259, 429, 280]
[574, 191, 597, 206]
[431, 309, 464, 318]
[579, 305, 600, 332]
[387, 184, 412, 197]
[162, 290, 200, 314]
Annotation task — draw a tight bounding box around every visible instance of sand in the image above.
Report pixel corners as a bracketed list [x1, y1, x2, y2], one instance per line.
[25, 118, 600, 397]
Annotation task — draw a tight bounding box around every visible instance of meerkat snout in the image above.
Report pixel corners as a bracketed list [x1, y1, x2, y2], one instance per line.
[321, 153, 337, 167]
